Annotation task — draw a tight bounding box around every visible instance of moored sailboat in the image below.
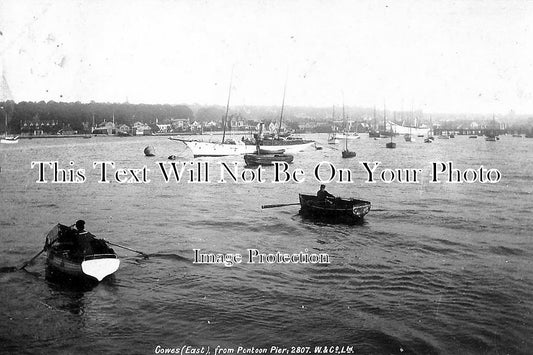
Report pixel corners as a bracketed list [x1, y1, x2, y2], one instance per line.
[1, 107, 19, 144]
[171, 73, 314, 157]
[340, 97, 356, 158]
[327, 133, 339, 144]
[368, 106, 380, 138]
[244, 123, 294, 166]
[485, 114, 499, 141]
[384, 104, 396, 148]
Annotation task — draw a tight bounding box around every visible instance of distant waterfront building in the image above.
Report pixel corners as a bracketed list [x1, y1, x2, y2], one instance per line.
[170, 118, 190, 131]
[117, 124, 131, 135]
[57, 125, 76, 135]
[132, 122, 152, 135]
[92, 122, 116, 135]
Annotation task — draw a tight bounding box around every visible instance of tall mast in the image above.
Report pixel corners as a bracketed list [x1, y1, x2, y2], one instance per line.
[342, 92, 347, 150]
[342, 92, 345, 129]
[3, 108, 6, 138]
[383, 102, 386, 133]
[221, 67, 234, 144]
[278, 71, 288, 139]
[373, 106, 376, 130]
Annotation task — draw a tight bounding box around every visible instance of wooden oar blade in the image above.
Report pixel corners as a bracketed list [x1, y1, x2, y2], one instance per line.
[0, 266, 19, 273]
[19, 248, 46, 270]
[105, 240, 149, 258]
[261, 203, 300, 209]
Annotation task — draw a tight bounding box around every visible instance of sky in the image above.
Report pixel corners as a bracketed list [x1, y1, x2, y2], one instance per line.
[0, 0, 532, 115]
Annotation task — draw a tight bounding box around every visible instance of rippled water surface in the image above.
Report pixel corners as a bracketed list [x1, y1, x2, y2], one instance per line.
[1, 134, 532, 354]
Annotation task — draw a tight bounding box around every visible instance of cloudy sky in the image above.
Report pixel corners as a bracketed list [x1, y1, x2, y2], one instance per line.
[1, 0, 532, 114]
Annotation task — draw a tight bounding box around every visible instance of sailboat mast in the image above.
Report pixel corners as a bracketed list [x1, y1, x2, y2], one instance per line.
[278, 74, 288, 139]
[222, 68, 234, 144]
[342, 93, 347, 150]
[373, 106, 376, 130]
[342, 94, 345, 129]
[383, 103, 386, 134]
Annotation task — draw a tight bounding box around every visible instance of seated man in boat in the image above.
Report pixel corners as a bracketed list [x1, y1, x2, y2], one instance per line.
[317, 184, 335, 205]
[72, 220, 96, 259]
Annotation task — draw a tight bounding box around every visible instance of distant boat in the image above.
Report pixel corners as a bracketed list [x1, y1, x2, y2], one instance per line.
[244, 153, 294, 166]
[335, 132, 360, 140]
[327, 133, 339, 144]
[388, 121, 430, 136]
[404, 107, 415, 142]
[384, 104, 396, 149]
[1, 109, 19, 144]
[385, 140, 396, 148]
[340, 97, 356, 158]
[1, 135, 19, 144]
[172, 73, 314, 157]
[437, 135, 450, 139]
[342, 149, 357, 158]
[485, 114, 499, 141]
[404, 132, 416, 142]
[368, 130, 380, 138]
[244, 123, 294, 166]
[257, 148, 285, 154]
[368, 106, 380, 137]
[469, 135, 478, 139]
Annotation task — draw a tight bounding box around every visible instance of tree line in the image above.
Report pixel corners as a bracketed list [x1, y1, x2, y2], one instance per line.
[0, 101, 194, 133]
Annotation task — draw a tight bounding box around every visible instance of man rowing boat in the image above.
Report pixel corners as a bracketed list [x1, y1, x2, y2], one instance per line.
[73, 220, 96, 258]
[317, 185, 335, 204]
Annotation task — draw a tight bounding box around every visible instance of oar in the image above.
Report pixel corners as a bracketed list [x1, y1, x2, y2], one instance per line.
[261, 203, 300, 209]
[104, 240, 149, 259]
[19, 247, 46, 270]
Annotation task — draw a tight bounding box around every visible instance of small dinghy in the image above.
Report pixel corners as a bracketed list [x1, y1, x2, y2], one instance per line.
[244, 123, 294, 166]
[244, 152, 294, 166]
[45, 224, 120, 282]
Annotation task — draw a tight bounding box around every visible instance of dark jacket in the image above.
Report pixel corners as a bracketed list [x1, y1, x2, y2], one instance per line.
[317, 189, 334, 201]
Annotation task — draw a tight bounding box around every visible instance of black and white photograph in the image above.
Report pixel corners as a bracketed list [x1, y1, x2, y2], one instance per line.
[1, 0, 532, 354]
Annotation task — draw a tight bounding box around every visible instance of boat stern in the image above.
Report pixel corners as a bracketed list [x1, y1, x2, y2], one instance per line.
[81, 256, 120, 281]
[352, 203, 371, 218]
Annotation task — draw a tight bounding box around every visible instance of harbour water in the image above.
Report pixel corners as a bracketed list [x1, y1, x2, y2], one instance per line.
[0, 134, 532, 354]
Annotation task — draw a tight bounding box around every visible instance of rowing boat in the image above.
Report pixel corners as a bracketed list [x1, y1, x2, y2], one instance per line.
[298, 194, 371, 224]
[44, 224, 120, 282]
[244, 152, 294, 166]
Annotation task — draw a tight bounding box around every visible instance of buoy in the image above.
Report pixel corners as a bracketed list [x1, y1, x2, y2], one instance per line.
[144, 146, 155, 156]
